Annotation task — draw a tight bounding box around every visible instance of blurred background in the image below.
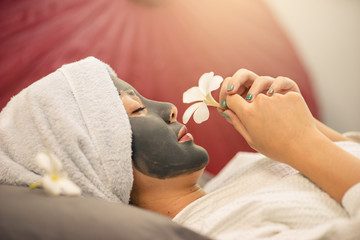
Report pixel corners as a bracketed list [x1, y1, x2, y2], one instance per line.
[265, 0, 360, 133]
[0, 0, 359, 175]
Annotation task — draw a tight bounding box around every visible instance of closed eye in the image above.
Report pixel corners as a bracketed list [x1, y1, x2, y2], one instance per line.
[132, 107, 146, 114]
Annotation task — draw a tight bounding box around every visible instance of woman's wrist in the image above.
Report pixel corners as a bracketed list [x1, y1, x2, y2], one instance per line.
[285, 129, 330, 170]
[274, 127, 327, 167]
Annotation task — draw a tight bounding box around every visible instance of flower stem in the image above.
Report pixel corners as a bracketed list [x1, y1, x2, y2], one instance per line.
[204, 94, 220, 107]
[29, 181, 42, 189]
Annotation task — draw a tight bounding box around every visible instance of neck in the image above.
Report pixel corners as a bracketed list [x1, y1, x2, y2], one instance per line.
[131, 183, 206, 218]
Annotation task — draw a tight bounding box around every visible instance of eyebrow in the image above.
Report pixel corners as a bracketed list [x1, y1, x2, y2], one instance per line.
[119, 89, 136, 96]
[125, 89, 136, 95]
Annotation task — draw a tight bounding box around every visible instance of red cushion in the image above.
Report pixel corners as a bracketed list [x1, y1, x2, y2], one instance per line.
[0, 0, 319, 175]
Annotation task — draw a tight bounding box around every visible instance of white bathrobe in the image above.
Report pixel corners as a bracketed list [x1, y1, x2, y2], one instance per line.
[174, 141, 360, 240]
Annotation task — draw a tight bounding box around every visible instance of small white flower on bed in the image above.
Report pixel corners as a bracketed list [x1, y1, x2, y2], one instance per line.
[32, 151, 81, 196]
[183, 72, 223, 124]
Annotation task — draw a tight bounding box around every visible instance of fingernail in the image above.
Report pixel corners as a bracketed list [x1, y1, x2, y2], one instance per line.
[220, 99, 227, 108]
[268, 89, 275, 95]
[219, 112, 230, 119]
[245, 93, 253, 101]
[227, 84, 234, 92]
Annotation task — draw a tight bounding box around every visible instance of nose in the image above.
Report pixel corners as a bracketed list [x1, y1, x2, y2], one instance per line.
[169, 105, 178, 123]
[146, 100, 178, 123]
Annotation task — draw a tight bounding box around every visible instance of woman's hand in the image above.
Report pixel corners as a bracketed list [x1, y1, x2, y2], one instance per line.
[218, 68, 300, 109]
[217, 69, 360, 203]
[224, 92, 318, 163]
[218, 68, 349, 142]
[218, 69, 259, 104]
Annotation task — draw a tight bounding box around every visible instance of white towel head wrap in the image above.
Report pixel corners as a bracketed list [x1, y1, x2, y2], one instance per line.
[0, 57, 133, 203]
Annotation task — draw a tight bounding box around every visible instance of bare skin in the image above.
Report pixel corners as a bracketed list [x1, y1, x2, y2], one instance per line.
[130, 167, 206, 218]
[118, 69, 360, 218]
[218, 69, 360, 203]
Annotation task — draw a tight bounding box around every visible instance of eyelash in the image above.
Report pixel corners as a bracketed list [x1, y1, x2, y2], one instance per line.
[132, 107, 146, 114]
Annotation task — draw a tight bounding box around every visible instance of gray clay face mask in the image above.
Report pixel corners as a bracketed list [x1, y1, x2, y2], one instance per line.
[111, 76, 209, 179]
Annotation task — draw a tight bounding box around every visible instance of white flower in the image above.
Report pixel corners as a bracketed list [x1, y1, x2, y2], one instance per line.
[183, 72, 223, 124]
[30, 151, 82, 196]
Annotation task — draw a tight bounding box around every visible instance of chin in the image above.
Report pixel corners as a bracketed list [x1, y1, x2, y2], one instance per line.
[191, 142, 209, 164]
[132, 140, 210, 179]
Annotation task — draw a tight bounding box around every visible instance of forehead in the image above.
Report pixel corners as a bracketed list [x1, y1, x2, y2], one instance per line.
[110, 75, 147, 102]
[111, 75, 135, 92]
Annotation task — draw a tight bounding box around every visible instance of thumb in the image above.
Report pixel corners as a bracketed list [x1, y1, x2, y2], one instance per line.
[226, 94, 249, 118]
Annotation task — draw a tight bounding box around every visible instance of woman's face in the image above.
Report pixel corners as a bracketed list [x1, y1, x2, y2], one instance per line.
[112, 76, 209, 179]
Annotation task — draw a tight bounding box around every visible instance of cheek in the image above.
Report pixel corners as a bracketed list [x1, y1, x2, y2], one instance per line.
[129, 117, 209, 178]
[130, 117, 176, 149]
[131, 119, 177, 160]
[129, 116, 176, 156]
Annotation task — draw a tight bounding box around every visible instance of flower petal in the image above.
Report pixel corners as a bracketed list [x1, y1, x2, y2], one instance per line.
[182, 102, 203, 124]
[208, 75, 224, 92]
[199, 72, 223, 94]
[183, 86, 203, 103]
[198, 72, 214, 94]
[193, 102, 209, 124]
[36, 152, 53, 172]
[59, 178, 82, 196]
[48, 152, 63, 172]
[36, 151, 63, 173]
[42, 175, 81, 196]
[42, 175, 61, 195]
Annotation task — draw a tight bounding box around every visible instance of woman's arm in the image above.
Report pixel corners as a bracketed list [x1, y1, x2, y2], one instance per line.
[285, 126, 360, 203]
[314, 118, 350, 142]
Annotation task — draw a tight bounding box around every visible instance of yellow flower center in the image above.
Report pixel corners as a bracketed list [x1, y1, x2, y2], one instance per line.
[51, 175, 60, 181]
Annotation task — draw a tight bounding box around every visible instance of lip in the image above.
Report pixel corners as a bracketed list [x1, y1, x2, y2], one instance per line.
[178, 126, 194, 143]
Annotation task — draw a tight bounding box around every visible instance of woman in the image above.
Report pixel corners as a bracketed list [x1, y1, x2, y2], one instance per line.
[1, 57, 359, 239]
[116, 67, 360, 239]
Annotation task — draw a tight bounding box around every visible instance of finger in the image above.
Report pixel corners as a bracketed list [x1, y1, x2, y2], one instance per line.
[227, 69, 259, 96]
[268, 76, 301, 96]
[217, 108, 232, 124]
[246, 76, 274, 102]
[223, 108, 251, 142]
[226, 94, 249, 125]
[218, 77, 232, 109]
